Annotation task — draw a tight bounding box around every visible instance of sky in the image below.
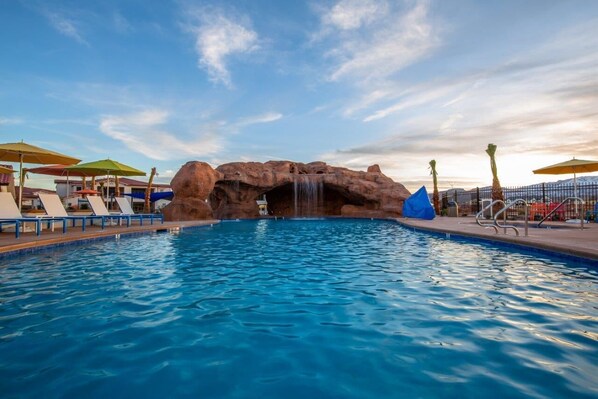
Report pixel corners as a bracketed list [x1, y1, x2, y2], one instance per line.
[1, 0, 597, 192]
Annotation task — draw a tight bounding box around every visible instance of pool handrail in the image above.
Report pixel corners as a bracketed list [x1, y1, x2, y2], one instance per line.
[537, 197, 585, 229]
[475, 199, 505, 233]
[493, 198, 528, 237]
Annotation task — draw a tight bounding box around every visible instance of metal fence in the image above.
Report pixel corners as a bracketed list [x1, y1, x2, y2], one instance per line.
[439, 183, 598, 221]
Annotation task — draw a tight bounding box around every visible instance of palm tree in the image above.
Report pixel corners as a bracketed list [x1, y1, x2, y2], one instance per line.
[145, 167, 157, 213]
[429, 160, 440, 215]
[485, 144, 504, 210]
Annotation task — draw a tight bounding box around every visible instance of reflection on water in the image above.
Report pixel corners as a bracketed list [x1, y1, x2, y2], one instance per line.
[0, 219, 596, 398]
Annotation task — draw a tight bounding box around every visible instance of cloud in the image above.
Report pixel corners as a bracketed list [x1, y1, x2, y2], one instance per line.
[236, 112, 283, 127]
[184, 8, 259, 87]
[113, 12, 133, 34]
[0, 117, 23, 125]
[323, 0, 387, 30]
[43, 11, 89, 45]
[99, 110, 222, 161]
[321, 0, 439, 82]
[319, 20, 598, 189]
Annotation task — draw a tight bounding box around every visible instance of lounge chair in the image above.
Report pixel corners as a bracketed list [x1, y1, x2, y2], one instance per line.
[86, 196, 135, 227]
[0, 192, 66, 238]
[528, 203, 548, 221]
[114, 197, 164, 225]
[38, 193, 106, 232]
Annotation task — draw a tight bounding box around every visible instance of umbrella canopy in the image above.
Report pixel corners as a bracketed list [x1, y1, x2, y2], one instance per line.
[65, 159, 146, 177]
[533, 158, 598, 218]
[72, 189, 100, 195]
[532, 158, 598, 175]
[66, 159, 146, 207]
[0, 142, 81, 165]
[0, 141, 81, 210]
[25, 164, 98, 201]
[25, 164, 97, 177]
[72, 189, 99, 199]
[0, 165, 14, 174]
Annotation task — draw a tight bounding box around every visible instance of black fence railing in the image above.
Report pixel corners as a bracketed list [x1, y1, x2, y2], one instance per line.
[438, 183, 598, 221]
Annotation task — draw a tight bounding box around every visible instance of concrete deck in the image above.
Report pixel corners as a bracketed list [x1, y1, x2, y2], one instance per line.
[0, 220, 220, 256]
[396, 216, 598, 262]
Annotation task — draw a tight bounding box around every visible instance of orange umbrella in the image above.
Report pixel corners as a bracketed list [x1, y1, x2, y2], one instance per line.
[25, 164, 95, 200]
[72, 189, 99, 200]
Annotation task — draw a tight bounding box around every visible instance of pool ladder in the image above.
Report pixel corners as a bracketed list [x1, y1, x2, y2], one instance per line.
[476, 199, 529, 237]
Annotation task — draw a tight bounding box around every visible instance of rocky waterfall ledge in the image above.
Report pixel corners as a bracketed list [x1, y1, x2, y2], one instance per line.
[163, 160, 411, 221]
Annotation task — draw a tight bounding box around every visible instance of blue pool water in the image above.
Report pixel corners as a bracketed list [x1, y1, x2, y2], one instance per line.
[1, 219, 597, 398]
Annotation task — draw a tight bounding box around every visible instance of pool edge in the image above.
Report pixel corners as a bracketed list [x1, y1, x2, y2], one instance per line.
[393, 218, 598, 264]
[0, 220, 220, 259]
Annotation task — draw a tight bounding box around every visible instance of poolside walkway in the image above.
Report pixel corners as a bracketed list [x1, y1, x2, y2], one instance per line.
[396, 216, 598, 262]
[0, 220, 220, 256]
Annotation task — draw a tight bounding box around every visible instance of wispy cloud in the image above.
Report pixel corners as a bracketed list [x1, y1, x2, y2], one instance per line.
[113, 11, 133, 34]
[42, 10, 89, 46]
[320, 19, 598, 189]
[183, 7, 259, 87]
[0, 117, 23, 125]
[323, 0, 387, 30]
[99, 109, 222, 161]
[319, 0, 439, 82]
[236, 112, 283, 127]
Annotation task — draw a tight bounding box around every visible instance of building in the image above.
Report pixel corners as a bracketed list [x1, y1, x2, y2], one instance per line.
[0, 164, 15, 195]
[54, 177, 172, 212]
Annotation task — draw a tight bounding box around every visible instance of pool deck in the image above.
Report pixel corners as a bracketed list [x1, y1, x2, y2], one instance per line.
[0, 220, 220, 256]
[396, 216, 598, 262]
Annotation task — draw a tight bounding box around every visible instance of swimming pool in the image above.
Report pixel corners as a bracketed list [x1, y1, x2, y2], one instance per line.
[1, 219, 596, 398]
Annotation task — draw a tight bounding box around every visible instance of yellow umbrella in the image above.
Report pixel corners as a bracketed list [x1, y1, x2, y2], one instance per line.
[533, 157, 598, 194]
[0, 165, 14, 174]
[533, 158, 598, 217]
[533, 158, 598, 176]
[0, 141, 81, 210]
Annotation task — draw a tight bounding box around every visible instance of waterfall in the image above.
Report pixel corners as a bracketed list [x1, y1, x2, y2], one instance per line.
[293, 175, 324, 217]
[229, 179, 240, 201]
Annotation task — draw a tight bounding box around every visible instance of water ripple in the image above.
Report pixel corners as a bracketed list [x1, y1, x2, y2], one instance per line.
[0, 219, 596, 398]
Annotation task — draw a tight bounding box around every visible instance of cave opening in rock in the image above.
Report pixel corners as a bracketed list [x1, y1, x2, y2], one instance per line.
[264, 182, 367, 217]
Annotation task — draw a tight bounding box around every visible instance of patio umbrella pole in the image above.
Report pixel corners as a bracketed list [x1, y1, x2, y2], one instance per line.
[574, 172, 578, 217]
[18, 154, 23, 211]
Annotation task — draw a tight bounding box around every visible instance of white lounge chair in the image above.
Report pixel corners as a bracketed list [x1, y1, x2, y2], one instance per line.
[0, 192, 66, 238]
[38, 193, 106, 232]
[114, 197, 164, 225]
[87, 196, 135, 227]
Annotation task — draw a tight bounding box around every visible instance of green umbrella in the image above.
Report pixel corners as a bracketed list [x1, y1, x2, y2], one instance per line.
[65, 159, 146, 177]
[66, 159, 146, 207]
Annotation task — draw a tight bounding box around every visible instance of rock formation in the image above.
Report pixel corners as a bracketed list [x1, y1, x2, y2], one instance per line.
[163, 160, 411, 220]
[162, 161, 223, 221]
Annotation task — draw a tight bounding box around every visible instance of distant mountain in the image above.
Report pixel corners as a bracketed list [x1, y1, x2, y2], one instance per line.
[550, 175, 598, 185]
[438, 175, 598, 200]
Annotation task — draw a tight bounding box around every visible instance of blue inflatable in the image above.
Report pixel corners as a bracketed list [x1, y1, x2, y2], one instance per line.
[403, 186, 435, 220]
